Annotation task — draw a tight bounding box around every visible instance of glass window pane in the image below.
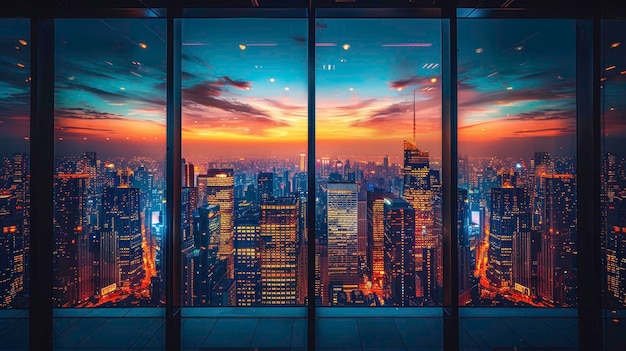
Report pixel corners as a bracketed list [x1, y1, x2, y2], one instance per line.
[180, 17, 308, 350]
[181, 18, 308, 308]
[602, 18, 626, 351]
[53, 18, 166, 348]
[457, 18, 578, 349]
[0, 18, 30, 309]
[315, 19, 443, 307]
[0, 18, 30, 351]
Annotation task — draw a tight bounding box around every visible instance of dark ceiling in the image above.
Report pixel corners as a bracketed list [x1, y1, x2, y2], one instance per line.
[1, 0, 624, 17]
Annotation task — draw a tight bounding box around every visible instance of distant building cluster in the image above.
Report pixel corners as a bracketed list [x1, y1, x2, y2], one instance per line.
[3, 146, 626, 309]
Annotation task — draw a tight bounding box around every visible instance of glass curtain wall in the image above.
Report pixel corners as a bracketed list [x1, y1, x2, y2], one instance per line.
[0, 18, 30, 351]
[457, 18, 579, 349]
[179, 17, 308, 350]
[53, 18, 166, 349]
[602, 19, 626, 351]
[180, 18, 308, 308]
[315, 18, 442, 308]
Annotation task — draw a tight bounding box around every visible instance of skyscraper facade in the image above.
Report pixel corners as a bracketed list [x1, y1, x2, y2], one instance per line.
[383, 198, 415, 306]
[538, 174, 576, 306]
[327, 182, 359, 296]
[101, 185, 143, 293]
[204, 169, 235, 269]
[488, 186, 530, 288]
[260, 197, 299, 305]
[54, 173, 92, 306]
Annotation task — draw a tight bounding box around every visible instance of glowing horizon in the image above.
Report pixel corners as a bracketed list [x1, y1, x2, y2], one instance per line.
[2, 18, 625, 159]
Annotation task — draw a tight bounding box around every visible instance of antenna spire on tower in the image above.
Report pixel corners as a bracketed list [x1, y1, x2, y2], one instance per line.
[413, 89, 416, 146]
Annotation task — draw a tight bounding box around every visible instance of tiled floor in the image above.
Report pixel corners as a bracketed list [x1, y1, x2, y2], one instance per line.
[3, 308, 625, 350]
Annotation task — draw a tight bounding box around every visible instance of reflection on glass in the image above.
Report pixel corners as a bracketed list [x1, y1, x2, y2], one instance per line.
[316, 19, 442, 306]
[181, 19, 308, 306]
[53, 19, 166, 307]
[603, 19, 626, 349]
[0, 19, 30, 309]
[457, 19, 577, 307]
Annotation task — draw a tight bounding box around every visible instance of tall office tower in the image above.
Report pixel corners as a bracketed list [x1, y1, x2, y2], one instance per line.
[512, 191, 533, 293]
[335, 160, 345, 178]
[403, 141, 437, 301]
[0, 194, 22, 307]
[260, 197, 299, 305]
[402, 140, 432, 235]
[133, 166, 154, 210]
[80, 153, 100, 246]
[357, 198, 367, 281]
[193, 205, 221, 305]
[532, 152, 554, 229]
[458, 155, 469, 189]
[383, 155, 389, 175]
[320, 157, 331, 178]
[606, 196, 626, 305]
[181, 185, 197, 303]
[203, 169, 235, 276]
[53, 174, 93, 306]
[293, 172, 307, 193]
[458, 188, 472, 299]
[383, 198, 415, 306]
[101, 185, 143, 293]
[196, 175, 209, 207]
[414, 230, 437, 301]
[327, 182, 359, 296]
[296, 192, 309, 304]
[181, 234, 195, 306]
[275, 170, 290, 197]
[10, 152, 28, 300]
[257, 172, 274, 203]
[487, 186, 531, 288]
[183, 161, 195, 188]
[234, 212, 261, 306]
[181, 187, 198, 242]
[538, 174, 577, 306]
[300, 153, 306, 172]
[367, 188, 395, 294]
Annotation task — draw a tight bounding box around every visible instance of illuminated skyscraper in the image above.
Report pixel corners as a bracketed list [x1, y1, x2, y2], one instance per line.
[606, 196, 626, 305]
[457, 188, 472, 300]
[383, 198, 415, 306]
[183, 160, 195, 188]
[320, 157, 331, 178]
[54, 174, 93, 306]
[181, 185, 198, 305]
[327, 182, 359, 295]
[487, 186, 530, 288]
[234, 212, 261, 306]
[0, 194, 23, 307]
[101, 185, 143, 293]
[402, 140, 432, 234]
[260, 197, 299, 304]
[194, 204, 221, 305]
[300, 153, 306, 172]
[367, 188, 395, 294]
[257, 172, 274, 202]
[403, 141, 437, 301]
[204, 169, 235, 273]
[538, 174, 576, 306]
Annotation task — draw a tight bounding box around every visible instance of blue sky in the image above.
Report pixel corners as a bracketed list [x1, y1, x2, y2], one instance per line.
[0, 17, 624, 159]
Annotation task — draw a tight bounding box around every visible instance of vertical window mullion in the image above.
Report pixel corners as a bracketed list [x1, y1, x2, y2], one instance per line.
[166, 9, 182, 351]
[442, 6, 459, 351]
[307, 3, 317, 351]
[575, 13, 603, 351]
[29, 16, 54, 351]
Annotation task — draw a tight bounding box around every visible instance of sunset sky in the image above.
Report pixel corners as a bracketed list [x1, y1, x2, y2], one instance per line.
[1, 17, 625, 159]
